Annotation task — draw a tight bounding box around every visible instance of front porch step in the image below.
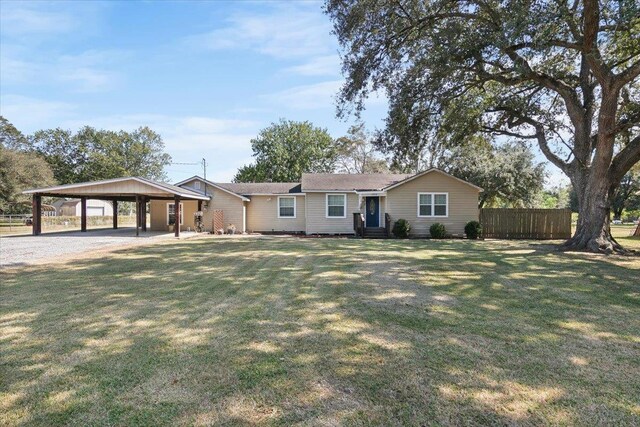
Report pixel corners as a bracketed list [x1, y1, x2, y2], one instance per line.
[364, 227, 387, 238]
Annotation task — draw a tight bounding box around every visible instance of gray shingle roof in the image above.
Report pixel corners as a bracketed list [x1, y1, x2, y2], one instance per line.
[213, 182, 302, 195]
[301, 173, 412, 191]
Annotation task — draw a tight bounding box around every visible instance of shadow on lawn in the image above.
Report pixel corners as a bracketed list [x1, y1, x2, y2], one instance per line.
[1, 238, 639, 425]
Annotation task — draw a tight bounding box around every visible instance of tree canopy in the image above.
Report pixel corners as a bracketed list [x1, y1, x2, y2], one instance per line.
[443, 141, 546, 208]
[20, 126, 171, 184]
[326, 0, 640, 253]
[335, 123, 389, 173]
[0, 145, 56, 214]
[234, 119, 337, 182]
[611, 165, 640, 219]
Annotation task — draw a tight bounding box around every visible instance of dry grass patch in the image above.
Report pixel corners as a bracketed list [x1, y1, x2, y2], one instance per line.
[1, 237, 639, 426]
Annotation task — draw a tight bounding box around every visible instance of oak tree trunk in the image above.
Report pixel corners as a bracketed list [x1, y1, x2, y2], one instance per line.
[562, 85, 632, 254]
[564, 154, 625, 254]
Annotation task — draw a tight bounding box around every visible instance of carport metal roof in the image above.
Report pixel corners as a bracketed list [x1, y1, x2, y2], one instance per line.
[23, 176, 210, 201]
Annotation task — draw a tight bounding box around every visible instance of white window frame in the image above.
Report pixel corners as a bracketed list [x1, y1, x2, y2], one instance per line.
[277, 196, 296, 219]
[194, 181, 201, 190]
[417, 192, 448, 218]
[326, 193, 347, 218]
[167, 202, 184, 225]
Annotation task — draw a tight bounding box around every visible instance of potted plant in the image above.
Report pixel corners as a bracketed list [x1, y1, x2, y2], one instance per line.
[227, 223, 236, 235]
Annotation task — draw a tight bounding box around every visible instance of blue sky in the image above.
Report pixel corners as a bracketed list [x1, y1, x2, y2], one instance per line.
[0, 0, 564, 185]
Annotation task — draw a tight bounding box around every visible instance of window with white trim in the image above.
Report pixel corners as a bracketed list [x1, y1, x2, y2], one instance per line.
[326, 194, 346, 218]
[278, 196, 296, 218]
[418, 193, 448, 217]
[194, 181, 201, 190]
[167, 203, 184, 225]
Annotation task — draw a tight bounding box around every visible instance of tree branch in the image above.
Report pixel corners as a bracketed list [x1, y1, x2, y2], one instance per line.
[481, 126, 537, 139]
[609, 134, 640, 182]
[613, 58, 640, 91]
[582, 0, 614, 84]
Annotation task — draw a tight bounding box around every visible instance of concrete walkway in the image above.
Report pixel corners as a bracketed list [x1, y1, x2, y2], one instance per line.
[0, 227, 194, 269]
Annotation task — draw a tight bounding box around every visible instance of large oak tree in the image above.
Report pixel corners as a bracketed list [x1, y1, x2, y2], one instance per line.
[326, 0, 640, 253]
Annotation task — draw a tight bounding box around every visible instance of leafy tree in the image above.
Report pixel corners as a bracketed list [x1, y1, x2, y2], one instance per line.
[28, 128, 90, 184]
[0, 116, 28, 149]
[443, 142, 546, 208]
[25, 126, 171, 184]
[0, 145, 56, 213]
[611, 165, 640, 220]
[336, 123, 389, 173]
[84, 127, 172, 182]
[233, 164, 267, 183]
[234, 119, 337, 182]
[326, 0, 640, 253]
[536, 186, 571, 209]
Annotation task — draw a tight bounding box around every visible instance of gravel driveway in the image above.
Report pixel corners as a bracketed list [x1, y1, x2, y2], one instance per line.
[0, 228, 183, 268]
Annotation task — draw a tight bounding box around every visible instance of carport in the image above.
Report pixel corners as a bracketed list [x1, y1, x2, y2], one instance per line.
[23, 177, 209, 237]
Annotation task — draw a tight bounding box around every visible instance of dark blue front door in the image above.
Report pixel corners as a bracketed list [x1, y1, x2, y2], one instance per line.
[365, 197, 380, 227]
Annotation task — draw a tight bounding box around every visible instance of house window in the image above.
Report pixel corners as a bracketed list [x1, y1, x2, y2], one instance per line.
[194, 181, 201, 190]
[417, 193, 448, 217]
[167, 203, 184, 225]
[278, 196, 296, 218]
[326, 194, 346, 218]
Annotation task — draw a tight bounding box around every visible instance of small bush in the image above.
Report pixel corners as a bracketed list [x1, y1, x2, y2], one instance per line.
[464, 220, 482, 239]
[429, 222, 447, 239]
[392, 219, 411, 238]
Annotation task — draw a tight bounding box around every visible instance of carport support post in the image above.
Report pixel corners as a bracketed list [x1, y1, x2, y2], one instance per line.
[174, 195, 181, 237]
[80, 197, 87, 232]
[135, 195, 140, 236]
[141, 196, 147, 232]
[112, 200, 118, 229]
[32, 194, 42, 235]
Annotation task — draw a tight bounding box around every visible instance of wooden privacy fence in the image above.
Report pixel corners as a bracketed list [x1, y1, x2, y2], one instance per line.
[480, 208, 572, 239]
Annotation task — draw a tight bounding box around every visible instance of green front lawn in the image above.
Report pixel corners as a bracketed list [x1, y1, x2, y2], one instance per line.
[1, 238, 639, 425]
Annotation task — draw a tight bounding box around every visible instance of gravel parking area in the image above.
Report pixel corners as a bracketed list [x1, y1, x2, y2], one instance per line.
[0, 228, 188, 268]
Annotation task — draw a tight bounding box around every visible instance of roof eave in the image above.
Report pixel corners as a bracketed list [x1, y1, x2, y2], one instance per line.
[23, 177, 211, 200]
[174, 176, 250, 201]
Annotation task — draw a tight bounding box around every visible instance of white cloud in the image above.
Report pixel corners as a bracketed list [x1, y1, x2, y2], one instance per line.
[1, 48, 129, 92]
[0, 95, 76, 130]
[57, 50, 130, 91]
[183, 3, 334, 59]
[284, 54, 341, 76]
[264, 80, 343, 109]
[0, 3, 76, 36]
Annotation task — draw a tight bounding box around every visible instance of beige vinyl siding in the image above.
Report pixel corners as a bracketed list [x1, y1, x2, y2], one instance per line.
[168, 179, 247, 233]
[246, 195, 306, 233]
[150, 200, 198, 231]
[305, 192, 359, 234]
[205, 188, 246, 233]
[386, 171, 479, 236]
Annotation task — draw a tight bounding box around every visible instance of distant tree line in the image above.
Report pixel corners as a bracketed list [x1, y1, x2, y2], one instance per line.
[0, 116, 171, 214]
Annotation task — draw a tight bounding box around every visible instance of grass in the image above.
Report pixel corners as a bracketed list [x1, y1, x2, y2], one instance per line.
[1, 237, 639, 426]
[611, 224, 640, 250]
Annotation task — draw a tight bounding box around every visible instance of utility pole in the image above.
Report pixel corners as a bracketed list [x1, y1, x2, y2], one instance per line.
[202, 158, 207, 199]
[171, 158, 209, 205]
